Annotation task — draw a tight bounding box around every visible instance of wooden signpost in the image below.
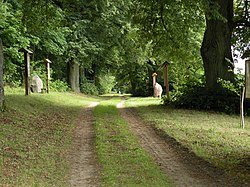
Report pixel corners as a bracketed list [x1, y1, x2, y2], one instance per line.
[18, 48, 33, 96]
[44, 58, 52, 93]
[162, 61, 170, 98]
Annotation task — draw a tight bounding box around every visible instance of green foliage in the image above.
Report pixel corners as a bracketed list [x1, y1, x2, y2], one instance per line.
[96, 74, 116, 95]
[30, 60, 46, 81]
[170, 86, 240, 114]
[131, 0, 205, 64]
[169, 62, 204, 100]
[217, 78, 239, 96]
[163, 70, 244, 114]
[130, 77, 148, 97]
[0, 1, 30, 86]
[80, 78, 99, 95]
[232, 0, 250, 53]
[49, 79, 69, 92]
[110, 0, 206, 97]
[0, 0, 248, 115]
[41, 28, 68, 56]
[0, 0, 206, 99]
[3, 62, 22, 87]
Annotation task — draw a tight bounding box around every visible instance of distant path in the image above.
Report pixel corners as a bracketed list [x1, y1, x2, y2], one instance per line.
[68, 102, 100, 187]
[117, 100, 246, 187]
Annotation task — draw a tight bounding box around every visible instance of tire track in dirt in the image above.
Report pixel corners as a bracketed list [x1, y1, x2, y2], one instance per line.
[117, 100, 246, 187]
[68, 102, 100, 187]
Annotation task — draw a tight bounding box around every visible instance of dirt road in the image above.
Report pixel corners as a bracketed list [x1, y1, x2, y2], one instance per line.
[68, 99, 246, 187]
[117, 100, 246, 187]
[68, 102, 100, 187]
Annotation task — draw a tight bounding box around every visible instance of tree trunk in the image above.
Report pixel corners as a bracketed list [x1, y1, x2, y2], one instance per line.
[201, 0, 234, 91]
[67, 59, 80, 92]
[79, 65, 85, 90]
[0, 38, 4, 110]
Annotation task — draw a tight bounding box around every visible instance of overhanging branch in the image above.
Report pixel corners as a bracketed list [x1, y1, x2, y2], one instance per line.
[160, 4, 168, 31]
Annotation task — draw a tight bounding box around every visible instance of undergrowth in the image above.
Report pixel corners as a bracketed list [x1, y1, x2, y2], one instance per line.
[163, 86, 240, 114]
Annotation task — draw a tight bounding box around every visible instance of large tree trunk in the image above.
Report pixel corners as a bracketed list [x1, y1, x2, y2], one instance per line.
[201, 0, 234, 91]
[67, 59, 80, 92]
[0, 38, 4, 110]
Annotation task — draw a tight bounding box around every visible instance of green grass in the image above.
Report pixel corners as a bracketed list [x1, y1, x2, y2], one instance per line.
[93, 98, 173, 187]
[0, 87, 100, 186]
[3, 89, 248, 185]
[126, 97, 250, 183]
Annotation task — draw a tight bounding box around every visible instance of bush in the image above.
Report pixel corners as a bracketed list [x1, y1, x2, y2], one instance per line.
[80, 79, 98, 95]
[130, 78, 148, 97]
[49, 80, 69, 92]
[162, 74, 245, 114]
[166, 86, 240, 114]
[96, 74, 116, 95]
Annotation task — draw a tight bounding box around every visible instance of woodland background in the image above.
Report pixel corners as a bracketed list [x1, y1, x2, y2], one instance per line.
[0, 0, 250, 113]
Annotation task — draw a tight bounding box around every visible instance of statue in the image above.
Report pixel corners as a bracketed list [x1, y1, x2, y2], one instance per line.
[152, 73, 162, 98]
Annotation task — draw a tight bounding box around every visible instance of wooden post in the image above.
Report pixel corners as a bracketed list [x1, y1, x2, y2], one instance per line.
[240, 86, 245, 129]
[44, 58, 52, 93]
[241, 48, 250, 128]
[18, 48, 33, 96]
[245, 59, 250, 98]
[0, 38, 4, 109]
[162, 62, 170, 98]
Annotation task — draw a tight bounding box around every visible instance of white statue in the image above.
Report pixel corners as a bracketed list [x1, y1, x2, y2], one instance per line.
[152, 73, 162, 98]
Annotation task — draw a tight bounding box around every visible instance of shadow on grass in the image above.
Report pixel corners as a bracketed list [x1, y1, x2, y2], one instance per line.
[0, 92, 94, 186]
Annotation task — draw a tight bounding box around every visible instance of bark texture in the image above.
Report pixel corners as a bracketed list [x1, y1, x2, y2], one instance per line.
[0, 38, 4, 109]
[201, 0, 234, 91]
[68, 59, 80, 92]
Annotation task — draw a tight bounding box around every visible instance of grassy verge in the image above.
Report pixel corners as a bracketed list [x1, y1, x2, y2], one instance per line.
[125, 97, 250, 183]
[93, 98, 173, 186]
[0, 87, 99, 186]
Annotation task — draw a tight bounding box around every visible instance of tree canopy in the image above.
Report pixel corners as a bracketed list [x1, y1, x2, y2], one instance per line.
[0, 0, 249, 110]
